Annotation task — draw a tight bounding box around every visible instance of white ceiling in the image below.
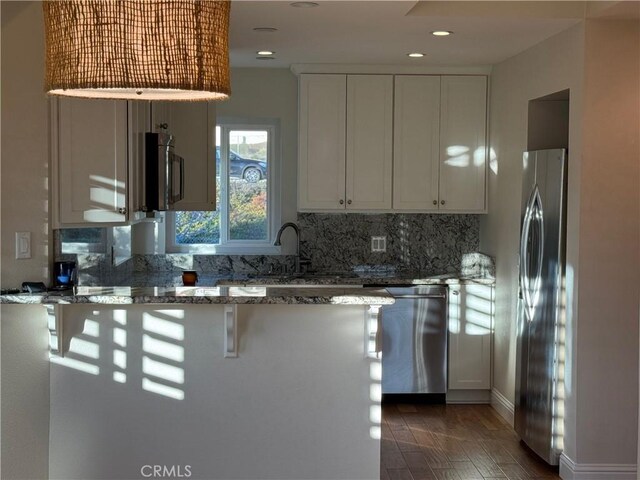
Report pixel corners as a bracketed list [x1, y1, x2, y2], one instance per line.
[228, 1, 590, 68]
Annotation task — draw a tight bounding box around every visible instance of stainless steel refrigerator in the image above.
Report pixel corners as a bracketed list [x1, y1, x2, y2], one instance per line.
[515, 148, 567, 465]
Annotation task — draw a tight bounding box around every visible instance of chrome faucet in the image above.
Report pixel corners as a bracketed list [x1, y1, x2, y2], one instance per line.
[274, 222, 307, 275]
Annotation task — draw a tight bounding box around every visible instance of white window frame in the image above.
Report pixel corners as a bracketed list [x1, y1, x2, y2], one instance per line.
[166, 117, 281, 254]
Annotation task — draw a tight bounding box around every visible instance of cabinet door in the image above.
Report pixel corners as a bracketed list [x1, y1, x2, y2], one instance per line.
[57, 98, 128, 224]
[346, 75, 393, 210]
[439, 76, 488, 212]
[298, 74, 347, 210]
[448, 284, 493, 390]
[128, 101, 150, 222]
[151, 102, 217, 211]
[393, 76, 440, 211]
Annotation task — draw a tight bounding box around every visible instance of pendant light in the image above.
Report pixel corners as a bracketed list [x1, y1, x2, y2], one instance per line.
[43, 0, 231, 101]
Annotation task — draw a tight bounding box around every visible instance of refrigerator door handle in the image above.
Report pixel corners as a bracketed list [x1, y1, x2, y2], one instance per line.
[520, 186, 544, 322]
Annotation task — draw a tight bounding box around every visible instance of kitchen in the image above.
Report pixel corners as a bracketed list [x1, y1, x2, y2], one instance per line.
[1, 2, 639, 480]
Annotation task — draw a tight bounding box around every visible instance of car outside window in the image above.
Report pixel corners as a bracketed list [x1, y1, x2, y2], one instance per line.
[167, 121, 280, 254]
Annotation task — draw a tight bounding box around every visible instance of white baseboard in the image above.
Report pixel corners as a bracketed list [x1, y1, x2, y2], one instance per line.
[446, 389, 491, 404]
[559, 453, 637, 480]
[490, 388, 514, 426]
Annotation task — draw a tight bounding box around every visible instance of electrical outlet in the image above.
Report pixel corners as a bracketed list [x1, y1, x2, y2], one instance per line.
[371, 236, 386, 253]
[15, 232, 31, 259]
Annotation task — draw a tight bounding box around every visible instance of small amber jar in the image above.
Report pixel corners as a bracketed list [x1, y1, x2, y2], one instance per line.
[182, 270, 198, 286]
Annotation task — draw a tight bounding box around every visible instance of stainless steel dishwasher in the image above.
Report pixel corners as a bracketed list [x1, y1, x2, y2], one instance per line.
[380, 285, 448, 403]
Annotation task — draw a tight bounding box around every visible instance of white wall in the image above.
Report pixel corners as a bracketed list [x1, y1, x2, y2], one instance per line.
[1, 1, 50, 288]
[570, 18, 639, 468]
[480, 22, 585, 422]
[1, 4, 51, 478]
[49, 304, 380, 480]
[482, 16, 640, 472]
[216, 68, 299, 254]
[1, 306, 50, 480]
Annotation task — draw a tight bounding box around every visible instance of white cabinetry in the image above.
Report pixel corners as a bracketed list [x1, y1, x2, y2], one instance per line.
[393, 75, 487, 212]
[298, 74, 346, 210]
[298, 73, 488, 213]
[54, 98, 131, 226]
[393, 75, 441, 210]
[439, 76, 488, 212]
[298, 74, 393, 211]
[128, 100, 150, 222]
[448, 284, 493, 390]
[346, 75, 393, 210]
[53, 98, 216, 227]
[151, 102, 217, 211]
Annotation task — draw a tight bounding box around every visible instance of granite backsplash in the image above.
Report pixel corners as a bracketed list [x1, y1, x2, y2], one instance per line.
[56, 213, 490, 286]
[298, 213, 479, 274]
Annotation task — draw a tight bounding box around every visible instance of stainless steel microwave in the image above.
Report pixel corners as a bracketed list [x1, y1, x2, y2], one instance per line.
[144, 132, 185, 211]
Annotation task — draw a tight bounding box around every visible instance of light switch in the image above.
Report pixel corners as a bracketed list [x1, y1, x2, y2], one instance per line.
[371, 236, 386, 253]
[15, 232, 31, 259]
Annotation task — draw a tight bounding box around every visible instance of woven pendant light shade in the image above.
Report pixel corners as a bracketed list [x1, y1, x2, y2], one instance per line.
[43, 0, 230, 101]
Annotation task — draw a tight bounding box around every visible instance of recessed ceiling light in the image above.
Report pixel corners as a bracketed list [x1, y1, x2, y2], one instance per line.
[253, 27, 278, 32]
[257, 50, 275, 56]
[407, 53, 425, 58]
[290, 2, 319, 7]
[431, 31, 453, 36]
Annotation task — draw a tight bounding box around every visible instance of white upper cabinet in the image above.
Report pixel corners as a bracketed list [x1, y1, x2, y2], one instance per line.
[127, 100, 150, 222]
[152, 102, 217, 211]
[54, 97, 216, 227]
[55, 98, 129, 225]
[346, 75, 393, 210]
[298, 74, 393, 211]
[393, 76, 441, 211]
[298, 73, 488, 214]
[439, 76, 488, 212]
[298, 74, 347, 210]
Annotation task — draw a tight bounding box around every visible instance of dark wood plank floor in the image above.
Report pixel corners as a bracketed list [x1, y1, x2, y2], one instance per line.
[380, 404, 561, 480]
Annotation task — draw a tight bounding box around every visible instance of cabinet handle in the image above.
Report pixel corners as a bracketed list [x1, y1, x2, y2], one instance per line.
[339, 199, 344, 205]
[433, 200, 438, 206]
[451, 290, 459, 296]
[347, 199, 352, 205]
[118, 207, 127, 215]
[441, 200, 445, 205]
[156, 123, 168, 130]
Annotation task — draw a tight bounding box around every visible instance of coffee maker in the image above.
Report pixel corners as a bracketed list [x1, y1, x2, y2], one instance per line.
[54, 261, 76, 289]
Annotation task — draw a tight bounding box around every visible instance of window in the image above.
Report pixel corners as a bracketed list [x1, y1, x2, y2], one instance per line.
[59, 228, 105, 253]
[167, 119, 280, 254]
[58, 226, 131, 266]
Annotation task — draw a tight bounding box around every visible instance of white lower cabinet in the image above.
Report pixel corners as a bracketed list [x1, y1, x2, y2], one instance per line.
[448, 284, 493, 390]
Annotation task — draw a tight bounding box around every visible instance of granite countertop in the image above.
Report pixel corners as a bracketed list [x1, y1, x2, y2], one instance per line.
[0, 285, 394, 306]
[214, 272, 495, 287]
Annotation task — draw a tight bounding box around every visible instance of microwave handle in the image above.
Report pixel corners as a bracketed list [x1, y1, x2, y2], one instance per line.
[169, 156, 185, 206]
[163, 145, 171, 210]
[179, 157, 185, 202]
